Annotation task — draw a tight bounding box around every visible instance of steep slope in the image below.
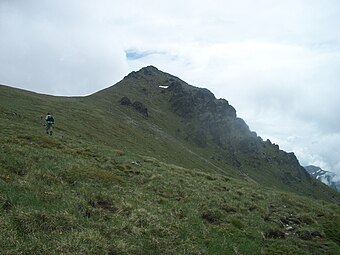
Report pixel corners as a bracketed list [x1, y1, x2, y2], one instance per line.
[305, 165, 340, 192]
[1, 67, 340, 254]
[1, 132, 339, 254]
[89, 66, 339, 202]
[0, 66, 339, 203]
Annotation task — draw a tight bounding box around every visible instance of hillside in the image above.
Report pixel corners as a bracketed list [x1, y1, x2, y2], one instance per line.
[90, 66, 339, 202]
[0, 66, 340, 254]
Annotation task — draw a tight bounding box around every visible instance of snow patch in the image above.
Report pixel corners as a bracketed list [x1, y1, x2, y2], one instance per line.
[159, 85, 169, 89]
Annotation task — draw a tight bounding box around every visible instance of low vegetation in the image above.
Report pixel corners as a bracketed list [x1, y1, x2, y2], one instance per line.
[1, 67, 339, 254]
[1, 129, 339, 254]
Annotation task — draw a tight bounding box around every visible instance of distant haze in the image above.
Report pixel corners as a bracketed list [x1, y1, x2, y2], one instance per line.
[1, 0, 339, 175]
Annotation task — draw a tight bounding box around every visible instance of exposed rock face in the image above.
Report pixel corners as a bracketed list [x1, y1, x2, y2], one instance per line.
[119, 96, 132, 106]
[167, 81, 237, 119]
[142, 66, 159, 76]
[166, 79, 249, 148]
[155, 72, 312, 189]
[132, 101, 148, 118]
[120, 97, 148, 118]
[108, 66, 340, 202]
[125, 66, 160, 80]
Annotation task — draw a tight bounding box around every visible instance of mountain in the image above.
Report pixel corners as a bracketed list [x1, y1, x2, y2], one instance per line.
[0, 66, 340, 254]
[304, 165, 340, 192]
[91, 66, 338, 202]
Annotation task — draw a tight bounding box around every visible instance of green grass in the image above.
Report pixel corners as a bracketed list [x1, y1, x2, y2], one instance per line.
[1, 70, 340, 254]
[0, 131, 339, 254]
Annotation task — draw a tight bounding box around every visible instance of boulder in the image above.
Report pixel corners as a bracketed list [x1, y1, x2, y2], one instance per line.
[120, 97, 132, 106]
[132, 101, 148, 118]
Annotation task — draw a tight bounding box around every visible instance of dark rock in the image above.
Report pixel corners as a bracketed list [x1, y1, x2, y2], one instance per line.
[215, 99, 236, 118]
[234, 118, 250, 133]
[2, 199, 12, 211]
[88, 199, 118, 213]
[169, 90, 195, 117]
[311, 231, 324, 238]
[120, 97, 132, 106]
[194, 88, 215, 104]
[168, 81, 184, 93]
[96, 200, 118, 213]
[265, 229, 285, 239]
[297, 230, 313, 240]
[120, 97, 149, 118]
[201, 210, 222, 225]
[193, 129, 207, 147]
[124, 71, 140, 79]
[142, 65, 159, 76]
[132, 101, 148, 118]
[140, 87, 148, 95]
[238, 137, 257, 153]
[233, 159, 242, 168]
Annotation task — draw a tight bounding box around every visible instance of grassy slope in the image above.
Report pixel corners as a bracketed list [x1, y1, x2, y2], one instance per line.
[1, 84, 340, 254]
[89, 69, 340, 203]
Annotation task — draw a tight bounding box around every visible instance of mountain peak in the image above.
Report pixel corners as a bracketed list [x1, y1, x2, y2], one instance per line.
[140, 65, 159, 73]
[1, 68, 340, 254]
[124, 65, 163, 80]
[92, 67, 339, 202]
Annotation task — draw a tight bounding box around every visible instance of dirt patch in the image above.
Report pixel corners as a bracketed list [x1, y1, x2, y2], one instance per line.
[201, 210, 222, 225]
[89, 200, 118, 213]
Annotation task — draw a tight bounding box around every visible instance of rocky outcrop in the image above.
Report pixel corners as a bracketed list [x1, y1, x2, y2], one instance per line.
[132, 101, 148, 118]
[112, 66, 340, 202]
[119, 96, 132, 106]
[165, 79, 250, 149]
[120, 97, 148, 118]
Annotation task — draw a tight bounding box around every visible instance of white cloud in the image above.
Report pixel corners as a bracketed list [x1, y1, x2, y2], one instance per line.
[0, 0, 129, 95]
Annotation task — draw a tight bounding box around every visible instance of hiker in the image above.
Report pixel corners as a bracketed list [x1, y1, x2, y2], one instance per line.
[45, 112, 55, 135]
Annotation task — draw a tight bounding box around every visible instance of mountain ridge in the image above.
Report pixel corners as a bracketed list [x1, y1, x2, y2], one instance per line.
[91, 66, 339, 202]
[1, 66, 340, 254]
[1, 66, 339, 203]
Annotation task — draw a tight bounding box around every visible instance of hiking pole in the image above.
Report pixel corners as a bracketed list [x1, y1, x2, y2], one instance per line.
[40, 115, 43, 126]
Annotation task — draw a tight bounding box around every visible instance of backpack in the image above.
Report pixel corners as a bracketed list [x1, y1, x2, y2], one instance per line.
[46, 115, 54, 123]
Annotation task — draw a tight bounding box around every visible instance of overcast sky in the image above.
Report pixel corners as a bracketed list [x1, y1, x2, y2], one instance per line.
[1, 0, 339, 177]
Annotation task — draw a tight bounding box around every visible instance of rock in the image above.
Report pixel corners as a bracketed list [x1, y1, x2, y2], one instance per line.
[124, 71, 140, 80]
[131, 161, 141, 166]
[201, 210, 222, 225]
[142, 65, 159, 76]
[193, 129, 207, 147]
[265, 229, 286, 239]
[285, 226, 294, 231]
[132, 101, 148, 118]
[120, 97, 132, 106]
[297, 230, 313, 240]
[120, 97, 149, 118]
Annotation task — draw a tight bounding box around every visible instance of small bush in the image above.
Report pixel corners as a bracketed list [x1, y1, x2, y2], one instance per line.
[296, 230, 313, 240]
[202, 210, 222, 225]
[265, 229, 285, 239]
